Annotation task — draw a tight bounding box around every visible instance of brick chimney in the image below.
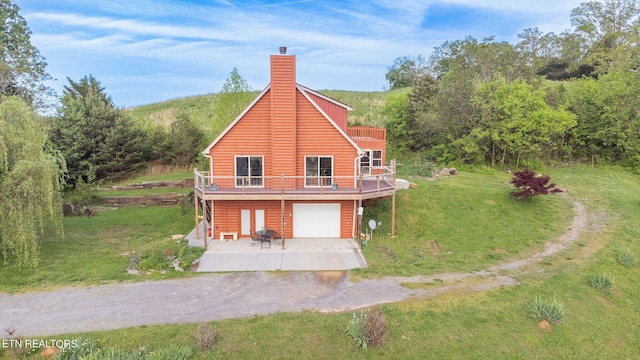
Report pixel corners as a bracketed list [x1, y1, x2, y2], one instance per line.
[270, 48, 296, 176]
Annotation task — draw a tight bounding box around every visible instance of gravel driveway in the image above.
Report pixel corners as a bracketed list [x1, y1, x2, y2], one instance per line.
[0, 200, 594, 337]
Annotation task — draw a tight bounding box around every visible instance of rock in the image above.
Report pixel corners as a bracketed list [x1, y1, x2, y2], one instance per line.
[125, 268, 139, 275]
[538, 320, 552, 331]
[449, 167, 457, 175]
[409, 183, 417, 189]
[62, 203, 75, 216]
[395, 178, 410, 190]
[439, 168, 451, 176]
[83, 208, 94, 217]
[171, 234, 184, 240]
[190, 259, 200, 271]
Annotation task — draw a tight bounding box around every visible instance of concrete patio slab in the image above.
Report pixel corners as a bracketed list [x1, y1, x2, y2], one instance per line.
[185, 223, 366, 272]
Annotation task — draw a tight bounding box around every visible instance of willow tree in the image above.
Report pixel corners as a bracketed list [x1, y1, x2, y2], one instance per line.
[0, 97, 65, 267]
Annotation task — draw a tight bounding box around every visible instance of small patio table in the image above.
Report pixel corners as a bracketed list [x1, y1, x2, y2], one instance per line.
[256, 229, 276, 249]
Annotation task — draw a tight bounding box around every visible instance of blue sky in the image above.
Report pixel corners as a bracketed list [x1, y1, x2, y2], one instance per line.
[17, 0, 586, 108]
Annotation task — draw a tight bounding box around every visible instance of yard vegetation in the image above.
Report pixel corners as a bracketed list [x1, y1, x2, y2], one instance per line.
[2, 166, 640, 359]
[3, 0, 640, 358]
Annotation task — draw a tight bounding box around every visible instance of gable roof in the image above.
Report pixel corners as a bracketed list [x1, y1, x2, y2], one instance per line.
[202, 84, 362, 155]
[296, 84, 354, 111]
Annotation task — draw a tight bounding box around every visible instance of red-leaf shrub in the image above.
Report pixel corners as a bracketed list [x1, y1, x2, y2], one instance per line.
[510, 167, 563, 199]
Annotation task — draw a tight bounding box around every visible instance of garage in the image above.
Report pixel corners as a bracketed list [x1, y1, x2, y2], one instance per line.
[293, 203, 341, 237]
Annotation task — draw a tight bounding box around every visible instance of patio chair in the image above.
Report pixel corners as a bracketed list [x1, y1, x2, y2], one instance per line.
[249, 230, 261, 246]
[272, 233, 282, 246]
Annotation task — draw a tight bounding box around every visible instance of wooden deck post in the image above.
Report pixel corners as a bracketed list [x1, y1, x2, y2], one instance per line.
[194, 168, 199, 240]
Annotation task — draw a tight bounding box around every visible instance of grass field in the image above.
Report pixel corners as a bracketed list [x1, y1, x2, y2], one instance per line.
[124, 89, 394, 140]
[0, 206, 198, 293]
[3, 166, 640, 359]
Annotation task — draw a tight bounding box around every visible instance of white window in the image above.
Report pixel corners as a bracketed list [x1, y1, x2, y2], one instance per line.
[305, 156, 333, 187]
[235, 156, 263, 187]
[361, 150, 382, 174]
[372, 150, 382, 166]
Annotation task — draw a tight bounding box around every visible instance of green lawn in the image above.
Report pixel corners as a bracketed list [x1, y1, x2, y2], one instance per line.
[4, 166, 640, 359]
[356, 169, 573, 277]
[0, 206, 199, 293]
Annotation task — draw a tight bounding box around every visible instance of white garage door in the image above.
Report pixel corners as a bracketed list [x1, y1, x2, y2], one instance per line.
[293, 203, 341, 237]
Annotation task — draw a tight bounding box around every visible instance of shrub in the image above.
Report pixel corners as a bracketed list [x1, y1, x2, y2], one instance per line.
[147, 344, 192, 360]
[366, 307, 388, 347]
[589, 274, 614, 292]
[179, 246, 205, 267]
[615, 248, 638, 267]
[53, 336, 99, 360]
[196, 323, 216, 350]
[528, 296, 565, 324]
[345, 308, 389, 349]
[510, 167, 562, 199]
[345, 309, 368, 349]
[80, 346, 133, 360]
[138, 249, 172, 271]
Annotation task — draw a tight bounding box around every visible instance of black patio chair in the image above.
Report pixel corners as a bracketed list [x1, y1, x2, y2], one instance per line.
[272, 233, 282, 246]
[260, 234, 271, 249]
[249, 230, 261, 246]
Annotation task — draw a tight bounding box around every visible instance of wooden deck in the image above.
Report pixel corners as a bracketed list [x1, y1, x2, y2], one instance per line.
[194, 168, 396, 201]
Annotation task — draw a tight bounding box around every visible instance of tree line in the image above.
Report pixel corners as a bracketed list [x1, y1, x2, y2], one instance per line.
[383, 0, 640, 169]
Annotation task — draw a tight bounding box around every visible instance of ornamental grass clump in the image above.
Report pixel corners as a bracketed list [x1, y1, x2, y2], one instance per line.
[345, 310, 368, 349]
[528, 296, 565, 324]
[345, 308, 388, 350]
[196, 323, 216, 350]
[589, 274, 614, 292]
[615, 248, 638, 267]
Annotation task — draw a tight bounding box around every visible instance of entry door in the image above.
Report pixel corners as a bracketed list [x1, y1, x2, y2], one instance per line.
[240, 209, 265, 235]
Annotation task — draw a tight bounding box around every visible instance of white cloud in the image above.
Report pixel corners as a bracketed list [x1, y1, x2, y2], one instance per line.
[23, 0, 588, 106]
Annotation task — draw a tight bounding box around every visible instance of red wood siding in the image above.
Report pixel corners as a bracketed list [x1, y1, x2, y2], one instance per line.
[209, 93, 273, 189]
[213, 200, 356, 239]
[295, 90, 359, 190]
[354, 138, 386, 165]
[270, 55, 297, 176]
[307, 92, 348, 130]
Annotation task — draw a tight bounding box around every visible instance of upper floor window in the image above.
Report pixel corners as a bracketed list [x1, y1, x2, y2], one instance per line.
[236, 156, 263, 187]
[305, 156, 332, 187]
[361, 150, 382, 174]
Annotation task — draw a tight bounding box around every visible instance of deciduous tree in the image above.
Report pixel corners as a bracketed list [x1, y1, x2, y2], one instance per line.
[0, 0, 53, 110]
[212, 68, 254, 123]
[0, 97, 64, 267]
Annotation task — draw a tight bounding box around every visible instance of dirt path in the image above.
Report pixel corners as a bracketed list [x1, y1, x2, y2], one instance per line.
[0, 199, 601, 337]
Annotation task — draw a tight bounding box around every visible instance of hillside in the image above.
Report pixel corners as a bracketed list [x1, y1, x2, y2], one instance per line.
[125, 89, 398, 139]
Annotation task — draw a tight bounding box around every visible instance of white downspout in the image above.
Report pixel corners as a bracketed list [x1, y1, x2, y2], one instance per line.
[202, 152, 214, 241]
[353, 151, 365, 189]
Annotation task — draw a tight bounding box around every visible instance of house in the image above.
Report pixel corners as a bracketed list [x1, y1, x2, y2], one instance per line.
[193, 48, 395, 246]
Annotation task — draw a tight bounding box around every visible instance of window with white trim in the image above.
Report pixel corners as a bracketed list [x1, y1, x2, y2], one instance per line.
[305, 156, 332, 186]
[235, 156, 263, 187]
[372, 150, 382, 166]
[361, 150, 382, 174]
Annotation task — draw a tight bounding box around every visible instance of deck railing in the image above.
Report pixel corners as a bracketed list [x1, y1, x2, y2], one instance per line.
[194, 166, 395, 196]
[346, 126, 386, 142]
